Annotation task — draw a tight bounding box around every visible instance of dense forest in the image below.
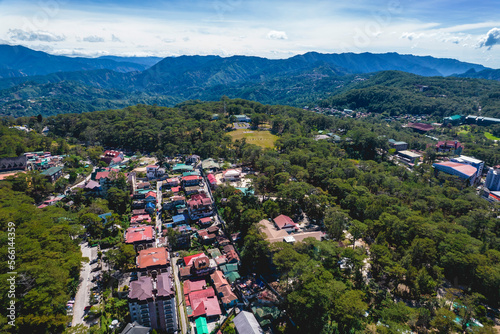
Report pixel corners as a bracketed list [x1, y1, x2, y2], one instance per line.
[1, 99, 499, 333]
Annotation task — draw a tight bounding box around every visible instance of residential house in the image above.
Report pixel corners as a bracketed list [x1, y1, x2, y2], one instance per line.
[187, 193, 213, 220]
[125, 225, 155, 251]
[186, 287, 221, 320]
[235, 115, 251, 123]
[182, 175, 202, 187]
[136, 247, 169, 276]
[207, 174, 217, 189]
[41, 166, 63, 183]
[233, 311, 264, 334]
[165, 178, 179, 188]
[131, 214, 152, 224]
[101, 150, 124, 166]
[435, 141, 463, 154]
[146, 165, 166, 179]
[201, 158, 222, 172]
[223, 169, 241, 181]
[210, 270, 238, 309]
[198, 217, 213, 227]
[197, 229, 217, 245]
[128, 272, 177, 333]
[186, 155, 200, 164]
[120, 321, 151, 334]
[273, 215, 299, 233]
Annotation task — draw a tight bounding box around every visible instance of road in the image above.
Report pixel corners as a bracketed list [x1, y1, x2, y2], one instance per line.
[72, 243, 96, 326]
[171, 257, 188, 334]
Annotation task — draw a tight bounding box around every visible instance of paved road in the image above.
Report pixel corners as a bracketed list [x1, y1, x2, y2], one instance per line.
[72, 243, 96, 326]
[171, 257, 188, 334]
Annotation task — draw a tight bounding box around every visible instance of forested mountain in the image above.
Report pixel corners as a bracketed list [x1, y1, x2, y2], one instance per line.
[0, 45, 498, 118]
[319, 71, 500, 118]
[457, 68, 500, 81]
[0, 45, 152, 78]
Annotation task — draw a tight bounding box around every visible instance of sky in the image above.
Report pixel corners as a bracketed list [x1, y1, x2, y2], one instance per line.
[0, 0, 499, 68]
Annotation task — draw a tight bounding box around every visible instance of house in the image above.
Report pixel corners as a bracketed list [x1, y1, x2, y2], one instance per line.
[223, 169, 241, 181]
[186, 287, 221, 320]
[199, 217, 213, 227]
[84, 180, 103, 195]
[388, 139, 408, 151]
[120, 321, 151, 334]
[185, 186, 200, 195]
[210, 270, 238, 309]
[165, 178, 179, 188]
[233, 311, 264, 334]
[183, 253, 215, 277]
[136, 181, 151, 190]
[125, 225, 155, 251]
[197, 230, 216, 245]
[182, 175, 202, 187]
[486, 167, 500, 191]
[130, 215, 152, 224]
[273, 214, 299, 232]
[186, 155, 200, 164]
[195, 317, 209, 334]
[435, 141, 463, 154]
[145, 202, 156, 214]
[163, 195, 186, 211]
[100, 150, 124, 166]
[188, 193, 213, 220]
[207, 174, 217, 189]
[235, 115, 251, 123]
[397, 150, 422, 167]
[136, 247, 169, 275]
[144, 191, 157, 203]
[432, 161, 478, 185]
[41, 166, 63, 183]
[201, 158, 222, 172]
[128, 272, 177, 332]
[146, 165, 166, 179]
[226, 250, 240, 264]
[172, 164, 194, 173]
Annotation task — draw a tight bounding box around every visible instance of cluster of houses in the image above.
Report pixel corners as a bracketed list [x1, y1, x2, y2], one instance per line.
[0, 151, 65, 182]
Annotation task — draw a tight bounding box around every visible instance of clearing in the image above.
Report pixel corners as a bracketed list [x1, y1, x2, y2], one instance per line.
[484, 132, 500, 141]
[228, 129, 278, 149]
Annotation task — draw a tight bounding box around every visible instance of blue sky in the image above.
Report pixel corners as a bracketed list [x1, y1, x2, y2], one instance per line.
[0, 0, 499, 68]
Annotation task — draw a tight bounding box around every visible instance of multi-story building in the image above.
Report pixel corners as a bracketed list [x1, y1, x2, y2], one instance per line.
[450, 155, 484, 177]
[485, 167, 500, 191]
[187, 193, 213, 220]
[137, 247, 169, 276]
[128, 272, 177, 333]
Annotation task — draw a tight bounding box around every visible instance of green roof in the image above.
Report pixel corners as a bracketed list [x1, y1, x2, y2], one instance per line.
[172, 164, 193, 171]
[41, 166, 63, 176]
[225, 271, 240, 283]
[449, 115, 462, 120]
[195, 317, 209, 334]
[220, 263, 239, 274]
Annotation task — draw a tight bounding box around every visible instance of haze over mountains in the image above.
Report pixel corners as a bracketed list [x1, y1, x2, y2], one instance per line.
[1, 44, 499, 118]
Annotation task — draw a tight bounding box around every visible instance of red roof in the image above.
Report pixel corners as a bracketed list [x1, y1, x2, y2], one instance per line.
[147, 165, 158, 169]
[146, 191, 157, 198]
[130, 214, 151, 223]
[408, 122, 434, 132]
[188, 287, 221, 318]
[434, 162, 478, 177]
[137, 247, 169, 269]
[125, 225, 154, 243]
[171, 186, 181, 193]
[211, 270, 228, 290]
[95, 171, 110, 180]
[103, 150, 121, 157]
[199, 217, 212, 224]
[273, 214, 299, 230]
[207, 174, 216, 184]
[182, 175, 202, 181]
[183, 279, 207, 295]
[184, 252, 206, 266]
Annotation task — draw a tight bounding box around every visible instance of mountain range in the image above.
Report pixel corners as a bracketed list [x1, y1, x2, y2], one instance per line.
[0, 44, 499, 118]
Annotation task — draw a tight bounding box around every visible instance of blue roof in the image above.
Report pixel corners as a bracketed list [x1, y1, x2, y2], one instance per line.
[172, 214, 187, 223]
[146, 202, 155, 208]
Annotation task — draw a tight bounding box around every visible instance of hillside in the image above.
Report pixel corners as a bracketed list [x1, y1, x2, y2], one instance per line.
[319, 71, 500, 118]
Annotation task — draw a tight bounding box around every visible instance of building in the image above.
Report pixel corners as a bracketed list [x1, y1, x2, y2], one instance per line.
[0, 155, 28, 173]
[451, 156, 484, 177]
[388, 139, 408, 151]
[210, 270, 238, 309]
[397, 150, 422, 167]
[273, 214, 299, 232]
[435, 141, 463, 155]
[181, 175, 202, 187]
[465, 115, 500, 126]
[120, 321, 151, 334]
[125, 225, 155, 251]
[146, 165, 166, 179]
[443, 115, 464, 126]
[235, 115, 251, 122]
[101, 150, 124, 166]
[186, 287, 221, 319]
[182, 253, 216, 278]
[432, 161, 478, 185]
[407, 122, 434, 133]
[128, 272, 177, 333]
[223, 169, 241, 181]
[233, 311, 264, 334]
[187, 193, 213, 220]
[41, 166, 64, 183]
[137, 247, 169, 275]
[485, 167, 500, 191]
[186, 155, 201, 164]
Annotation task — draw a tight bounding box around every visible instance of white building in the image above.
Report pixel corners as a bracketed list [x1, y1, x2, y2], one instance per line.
[223, 169, 241, 181]
[486, 168, 500, 191]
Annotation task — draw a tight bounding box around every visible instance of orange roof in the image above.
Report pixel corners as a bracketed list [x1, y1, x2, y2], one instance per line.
[210, 270, 228, 290]
[137, 247, 169, 269]
[125, 225, 154, 243]
[434, 161, 477, 177]
[184, 252, 206, 266]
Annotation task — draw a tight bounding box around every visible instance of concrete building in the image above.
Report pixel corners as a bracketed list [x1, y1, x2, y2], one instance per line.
[485, 167, 500, 191]
[451, 155, 484, 177]
[397, 150, 422, 167]
[388, 139, 408, 151]
[432, 162, 478, 185]
[128, 272, 177, 333]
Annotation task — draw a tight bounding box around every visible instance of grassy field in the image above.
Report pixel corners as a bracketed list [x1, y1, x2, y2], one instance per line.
[485, 132, 500, 141]
[228, 129, 278, 149]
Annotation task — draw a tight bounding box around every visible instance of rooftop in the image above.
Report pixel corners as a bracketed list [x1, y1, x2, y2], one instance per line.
[433, 161, 478, 177]
[398, 150, 422, 158]
[137, 247, 169, 269]
[125, 225, 154, 244]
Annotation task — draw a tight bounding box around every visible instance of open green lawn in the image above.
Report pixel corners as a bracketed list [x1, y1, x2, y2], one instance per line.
[485, 132, 500, 141]
[228, 129, 278, 148]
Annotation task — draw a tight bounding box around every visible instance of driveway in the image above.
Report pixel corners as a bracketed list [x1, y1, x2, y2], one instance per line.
[171, 257, 188, 334]
[72, 243, 96, 326]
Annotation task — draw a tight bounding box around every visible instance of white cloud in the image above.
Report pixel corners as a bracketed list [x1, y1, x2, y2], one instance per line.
[267, 30, 288, 40]
[478, 27, 500, 49]
[111, 34, 122, 42]
[7, 29, 65, 42]
[83, 35, 105, 43]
